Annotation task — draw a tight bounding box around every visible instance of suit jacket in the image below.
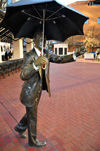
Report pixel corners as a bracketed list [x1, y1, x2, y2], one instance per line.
[20, 48, 79, 107]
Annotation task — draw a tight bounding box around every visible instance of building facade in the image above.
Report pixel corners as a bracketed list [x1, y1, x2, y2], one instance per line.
[67, 0, 100, 52]
[68, 0, 100, 39]
[54, 43, 68, 56]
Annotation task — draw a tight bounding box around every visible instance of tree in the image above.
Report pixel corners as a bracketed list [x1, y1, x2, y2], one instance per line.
[85, 26, 100, 52]
[65, 36, 73, 51]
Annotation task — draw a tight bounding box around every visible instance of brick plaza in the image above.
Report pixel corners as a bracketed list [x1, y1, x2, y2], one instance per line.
[0, 60, 100, 151]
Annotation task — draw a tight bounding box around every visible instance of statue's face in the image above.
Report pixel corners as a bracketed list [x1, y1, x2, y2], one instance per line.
[33, 32, 42, 51]
[36, 37, 42, 50]
[33, 32, 46, 51]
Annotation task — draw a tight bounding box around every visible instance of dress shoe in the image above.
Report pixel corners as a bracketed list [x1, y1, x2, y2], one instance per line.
[14, 126, 27, 139]
[29, 139, 47, 148]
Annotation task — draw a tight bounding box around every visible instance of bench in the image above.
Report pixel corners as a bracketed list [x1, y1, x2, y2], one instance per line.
[0, 59, 23, 80]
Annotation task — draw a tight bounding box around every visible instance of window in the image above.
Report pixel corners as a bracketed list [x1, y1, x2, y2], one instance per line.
[88, 1, 100, 5]
[55, 48, 57, 54]
[88, 1, 94, 5]
[97, 18, 100, 24]
[59, 48, 63, 55]
[84, 20, 88, 24]
[64, 48, 67, 55]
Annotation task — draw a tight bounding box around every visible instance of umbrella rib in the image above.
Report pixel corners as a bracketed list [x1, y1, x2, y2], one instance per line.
[22, 10, 42, 21]
[32, 5, 42, 19]
[46, 16, 64, 21]
[46, 6, 63, 20]
[45, 3, 48, 20]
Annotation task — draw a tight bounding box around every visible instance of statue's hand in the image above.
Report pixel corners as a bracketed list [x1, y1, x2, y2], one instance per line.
[75, 45, 87, 58]
[41, 56, 48, 70]
[34, 55, 48, 69]
[41, 55, 48, 65]
[35, 56, 42, 66]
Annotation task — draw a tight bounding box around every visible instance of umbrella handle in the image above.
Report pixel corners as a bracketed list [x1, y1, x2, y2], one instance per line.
[42, 10, 45, 56]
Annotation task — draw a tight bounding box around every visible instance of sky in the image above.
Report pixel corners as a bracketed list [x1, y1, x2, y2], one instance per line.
[58, 0, 87, 5]
[8, 0, 87, 6]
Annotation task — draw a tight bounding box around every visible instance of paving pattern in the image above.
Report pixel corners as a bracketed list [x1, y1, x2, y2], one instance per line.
[0, 60, 100, 151]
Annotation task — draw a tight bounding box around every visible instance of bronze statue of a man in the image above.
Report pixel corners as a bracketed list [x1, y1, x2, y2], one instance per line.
[14, 33, 83, 148]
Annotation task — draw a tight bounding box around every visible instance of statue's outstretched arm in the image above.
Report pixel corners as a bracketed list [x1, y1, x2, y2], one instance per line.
[49, 51, 84, 64]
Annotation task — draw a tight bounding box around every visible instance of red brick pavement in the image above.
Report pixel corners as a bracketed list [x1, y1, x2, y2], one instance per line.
[0, 61, 100, 151]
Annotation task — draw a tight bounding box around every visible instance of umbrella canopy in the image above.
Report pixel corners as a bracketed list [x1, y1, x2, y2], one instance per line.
[0, 0, 89, 42]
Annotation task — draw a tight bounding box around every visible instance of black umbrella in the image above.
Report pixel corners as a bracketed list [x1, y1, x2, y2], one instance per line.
[0, 0, 89, 55]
